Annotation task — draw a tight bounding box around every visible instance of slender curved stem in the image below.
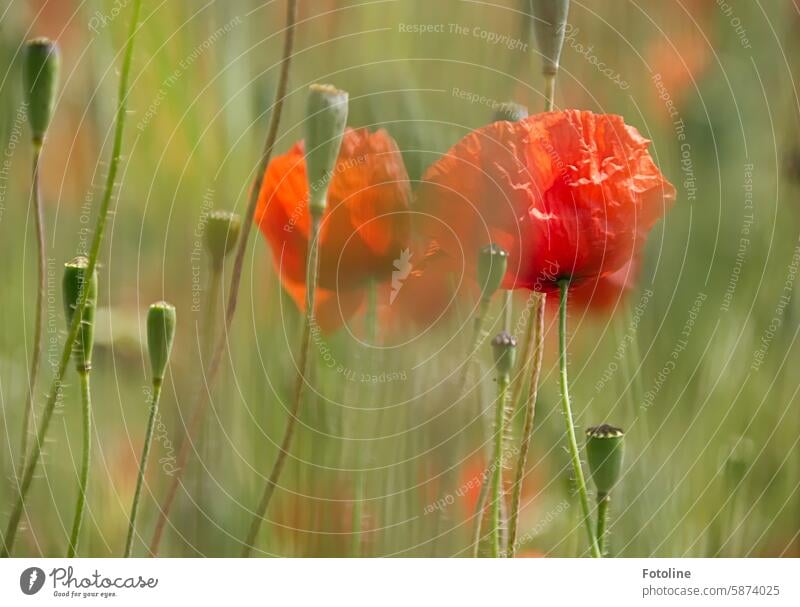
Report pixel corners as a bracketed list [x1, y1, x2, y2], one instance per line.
[241, 214, 321, 557]
[460, 297, 491, 389]
[558, 279, 601, 558]
[1, 0, 143, 557]
[66, 370, 92, 557]
[488, 372, 511, 557]
[148, 0, 298, 556]
[544, 73, 556, 112]
[124, 380, 162, 557]
[18, 145, 45, 480]
[507, 292, 546, 556]
[596, 492, 610, 556]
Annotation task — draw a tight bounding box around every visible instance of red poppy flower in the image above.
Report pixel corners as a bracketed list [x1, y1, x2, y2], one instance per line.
[415, 110, 675, 293]
[569, 255, 640, 313]
[256, 128, 411, 332]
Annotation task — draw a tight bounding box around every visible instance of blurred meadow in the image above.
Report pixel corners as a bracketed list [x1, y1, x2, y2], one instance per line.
[0, 0, 799, 557]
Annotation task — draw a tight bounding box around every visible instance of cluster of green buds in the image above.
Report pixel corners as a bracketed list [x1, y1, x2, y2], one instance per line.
[477, 243, 509, 304]
[62, 257, 97, 375]
[23, 37, 60, 146]
[530, 0, 570, 78]
[304, 84, 349, 217]
[147, 302, 176, 386]
[204, 210, 241, 270]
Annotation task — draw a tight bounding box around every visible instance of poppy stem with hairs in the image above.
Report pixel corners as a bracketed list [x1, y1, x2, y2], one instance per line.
[18, 145, 45, 480]
[241, 214, 322, 557]
[557, 279, 601, 557]
[488, 370, 511, 556]
[66, 370, 92, 557]
[506, 291, 545, 557]
[0, 0, 143, 558]
[146, 0, 298, 557]
[596, 492, 610, 555]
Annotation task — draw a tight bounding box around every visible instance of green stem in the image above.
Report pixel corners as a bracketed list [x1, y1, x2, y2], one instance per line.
[124, 380, 162, 557]
[461, 297, 491, 388]
[596, 492, 610, 556]
[148, 0, 298, 556]
[557, 279, 601, 558]
[488, 372, 511, 557]
[544, 73, 556, 112]
[507, 292, 546, 557]
[241, 213, 321, 557]
[66, 370, 92, 557]
[1, 0, 143, 558]
[18, 143, 45, 480]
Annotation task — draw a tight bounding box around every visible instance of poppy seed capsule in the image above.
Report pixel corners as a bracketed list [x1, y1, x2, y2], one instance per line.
[491, 331, 517, 377]
[477, 243, 508, 302]
[492, 101, 529, 123]
[305, 84, 349, 217]
[23, 37, 60, 146]
[585, 424, 625, 495]
[147, 301, 176, 385]
[62, 256, 97, 374]
[530, 0, 570, 77]
[204, 210, 241, 268]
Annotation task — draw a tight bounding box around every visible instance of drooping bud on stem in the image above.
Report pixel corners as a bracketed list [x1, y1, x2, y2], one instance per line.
[530, 0, 570, 78]
[478, 243, 508, 303]
[147, 301, 176, 385]
[492, 101, 529, 123]
[491, 330, 517, 378]
[23, 38, 60, 147]
[305, 84, 348, 217]
[585, 424, 625, 496]
[204, 210, 241, 270]
[62, 257, 97, 374]
[723, 436, 753, 487]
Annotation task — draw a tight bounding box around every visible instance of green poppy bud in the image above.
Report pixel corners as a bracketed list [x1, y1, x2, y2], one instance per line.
[62, 256, 97, 374]
[492, 101, 528, 123]
[491, 331, 517, 377]
[477, 243, 508, 302]
[722, 436, 753, 486]
[204, 210, 241, 269]
[305, 84, 348, 217]
[23, 37, 60, 146]
[585, 424, 625, 496]
[530, 0, 570, 77]
[147, 301, 176, 384]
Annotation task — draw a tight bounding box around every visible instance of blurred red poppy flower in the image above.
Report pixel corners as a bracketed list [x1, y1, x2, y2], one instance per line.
[256, 127, 411, 332]
[415, 110, 675, 293]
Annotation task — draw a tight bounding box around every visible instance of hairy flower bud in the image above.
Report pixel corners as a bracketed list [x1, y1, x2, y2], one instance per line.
[585, 424, 625, 495]
[305, 84, 349, 217]
[478, 243, 508, 302]
[62, 256, 97, 374]
[531, 0, 570, 76]
[147, 301, 176, 384]
[492, 101, 528, 123]
[204, 210, 241, 269]
[23, 37, 60, 146]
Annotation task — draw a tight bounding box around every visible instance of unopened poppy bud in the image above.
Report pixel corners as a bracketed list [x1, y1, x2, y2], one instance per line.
[23, 37, 60, 146]
[531, 0, 570, 77]
[147, 301, 176, 385]
[491, 331, 517, 377]
[585, 424, 625, 495]
[62, 256, 97, 374]
[477, 243, 508, 302]
[305, 84, 348, 217]
[723, 436, 753, 485]
[204, 210, 241, 269]
[492, 102, 528, 123]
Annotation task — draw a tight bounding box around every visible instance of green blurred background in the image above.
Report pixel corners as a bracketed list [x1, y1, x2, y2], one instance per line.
[0, 0, 798, 557]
